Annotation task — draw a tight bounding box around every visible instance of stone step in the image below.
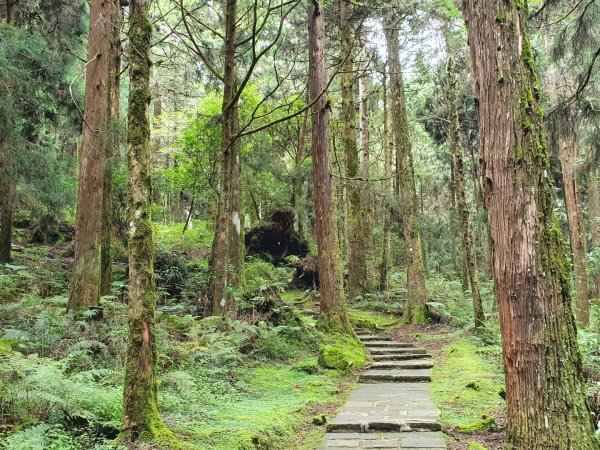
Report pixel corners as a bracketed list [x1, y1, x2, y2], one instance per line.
[364, 341, 414, 348]
[356, 334, 390, 342]
[370, 359, 433, 370]
[359, 369, 432, 383]
[318, 431, 447, 449]
[373, 353, 431, 361]
[369, 347, 427, 355]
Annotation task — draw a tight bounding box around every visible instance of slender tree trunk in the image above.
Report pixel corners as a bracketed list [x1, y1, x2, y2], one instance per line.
[211, 0, 240, 314]
[340, 0, 367, 298]
[447, 57, 485, 327]
[0, 180, 12, 263]
[101, 5, 122, 297]
[5, 0, 13, 23]
[120, 1, 173, 443]
[449, 159, 458, 277]
[292, 108, 309, 239]
[559, 119, 590, 325]
[358, 54, 373, 285]
[0, 2, 14, 264]
[385, 24, 428, 324]
[379, 65, 392, 291]
[309, 0, 351, 332]
[462, 1, 599, 447]
[69, 0, 120, 312]
[589, 168, 600, 297]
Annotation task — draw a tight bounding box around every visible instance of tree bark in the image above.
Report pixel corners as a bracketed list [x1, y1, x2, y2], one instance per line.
[589, 168, 600, 297]
[558, 118, 590, 325]
[358, 52, 373, 286]
[385, 24, 428, 324]
[309, 0, 351, 332]
[0, 1, 15, 263]
[101, 4, 122, 297]
[211, 0, 243, 314]
[340, 0, 368, 298]
[69, 0, 120, 312]
[120, 0, 173, 443]
[462, 1, 599, 447]
[379, 64, 392, 291]
[292, 108, 309, 239]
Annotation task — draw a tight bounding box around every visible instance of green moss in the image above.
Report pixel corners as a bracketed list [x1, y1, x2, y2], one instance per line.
[495, 13, 507, 24]
[467, 442, 489, 450]
[430, 337, 504, 430]
[348, 310, 400, 330]
[318, 334, 365, 372]
[458, 414, 495, 433]
[294, 357, 320, 374]
[516, 147, 523, 161]
[515, 0, 527, 10]
[521, 117, 532, 131]
[312, 414, 327, 426]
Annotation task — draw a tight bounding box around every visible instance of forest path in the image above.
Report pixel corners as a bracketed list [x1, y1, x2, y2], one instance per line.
[317, 329, 446, 449]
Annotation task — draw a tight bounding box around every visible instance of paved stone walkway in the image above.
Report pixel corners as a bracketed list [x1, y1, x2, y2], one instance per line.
[317, 329, 446, 449]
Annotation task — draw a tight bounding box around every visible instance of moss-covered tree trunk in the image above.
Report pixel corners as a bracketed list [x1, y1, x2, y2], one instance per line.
[309, 0, 352, 332]
[385, 24, 428, 324]
[589, 169, 600, 297]
[446, 56, 485, 328]
[211, 0, 242, 315]
[558, 119, 590, 325]
[120, 1, 173, 443]
[101, 6, 122, 297]
[462, 1, 599, 447]
[340, 0, 367, 299]
[68, 0, 120, 312]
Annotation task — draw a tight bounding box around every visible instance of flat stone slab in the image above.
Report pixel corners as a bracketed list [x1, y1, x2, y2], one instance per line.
[372, 353, 431, 361]
[364, 341, 414, 348]
[370, 360, 433, 370]
[369, 347, 427, 355]
[318, 432, 446, 449]
[358, 335, 391, 342]
[327, 383, 441, 433]
[359, 369, 432, 383]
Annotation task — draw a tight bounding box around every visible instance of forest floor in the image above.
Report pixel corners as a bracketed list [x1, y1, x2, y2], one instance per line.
[1, 220, 599, 449]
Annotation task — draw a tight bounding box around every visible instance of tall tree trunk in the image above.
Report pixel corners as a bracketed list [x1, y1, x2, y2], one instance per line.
[101, 5, 122, 297]
[68, 0, 120, 312]
[340, 0, 367, 298]
[589, 168, 600, 297]
[309, 0, 351, 332]
[379, 64, 392, 291]
[385, 24, 428, 324]
[292, 108, 309, 239]
[0, 178, 12, 264]
[0, 1, 15, 263]
[559, 118, 590, 325]
[462, 1, 598, 447]
[211, 0, 241, 314]
[447, 57, 485, 328]
[120, 1, 173, 443]
[358, 53, 373, 285]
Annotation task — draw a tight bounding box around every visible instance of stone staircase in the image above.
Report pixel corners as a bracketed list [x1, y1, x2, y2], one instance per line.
[317, 328, 446, 449]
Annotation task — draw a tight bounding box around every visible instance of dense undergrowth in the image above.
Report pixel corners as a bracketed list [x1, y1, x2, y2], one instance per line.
[0, 222, 368, 450]
[2, 220, 600, 450]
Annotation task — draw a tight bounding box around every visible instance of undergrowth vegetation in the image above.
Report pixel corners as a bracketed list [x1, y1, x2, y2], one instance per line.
[0, 223, 364, 449]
